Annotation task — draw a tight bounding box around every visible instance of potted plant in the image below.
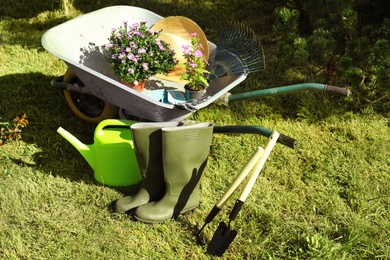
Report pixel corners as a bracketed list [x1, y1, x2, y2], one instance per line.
[180, 32, 210, 100]
[105, 21, 178, 92]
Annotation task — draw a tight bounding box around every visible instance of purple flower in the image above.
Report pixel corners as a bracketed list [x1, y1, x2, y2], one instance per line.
[107, 19, 178, 85]
[182, 45, 191, 55]
[142, 63, 149, 71]
[118, 52, 126, 60]
[156, 38, 166, 51]
[133, 55, 139, 63]
[180, 32, 210, 89]
[127, 53, 135, 60]
[194, 49, 204, 58]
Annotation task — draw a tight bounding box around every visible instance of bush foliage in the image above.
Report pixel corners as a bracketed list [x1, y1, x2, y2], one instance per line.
[272, 0, 390, 114]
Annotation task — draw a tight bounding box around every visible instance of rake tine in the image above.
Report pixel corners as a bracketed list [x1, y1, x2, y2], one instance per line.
[210, 21, 265, 78]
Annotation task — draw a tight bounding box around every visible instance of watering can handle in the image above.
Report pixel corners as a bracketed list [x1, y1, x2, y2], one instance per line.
[213, 125, 297, 149]
[95, 119, 138, 134]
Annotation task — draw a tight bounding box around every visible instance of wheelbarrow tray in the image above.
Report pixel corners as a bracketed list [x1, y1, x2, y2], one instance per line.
[41, 6, 246, 122]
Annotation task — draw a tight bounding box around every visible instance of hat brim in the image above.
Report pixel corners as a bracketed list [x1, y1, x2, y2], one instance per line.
[151, 16, 209, 84]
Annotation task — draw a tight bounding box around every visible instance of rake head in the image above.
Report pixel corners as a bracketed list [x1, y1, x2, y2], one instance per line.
[208, 21, 265, 80]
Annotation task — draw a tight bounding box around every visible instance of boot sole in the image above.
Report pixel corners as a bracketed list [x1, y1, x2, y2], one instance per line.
[135, 203, 199, 224]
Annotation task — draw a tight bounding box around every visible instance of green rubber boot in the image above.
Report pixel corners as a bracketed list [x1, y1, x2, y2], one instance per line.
[135, 122, 213, 223]
[112, 121, 194, 213]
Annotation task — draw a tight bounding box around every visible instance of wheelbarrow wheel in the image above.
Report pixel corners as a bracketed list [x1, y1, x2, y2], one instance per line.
[63, 69, 118, 123]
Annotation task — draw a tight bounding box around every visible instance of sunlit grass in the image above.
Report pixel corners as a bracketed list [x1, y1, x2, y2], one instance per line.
[0, 1, 389, 259]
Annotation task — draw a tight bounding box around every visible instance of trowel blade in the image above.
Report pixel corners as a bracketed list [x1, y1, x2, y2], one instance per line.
[206, 222, 238, 256]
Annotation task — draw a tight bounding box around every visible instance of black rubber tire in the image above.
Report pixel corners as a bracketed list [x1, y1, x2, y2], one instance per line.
[62, 69, 118, 123]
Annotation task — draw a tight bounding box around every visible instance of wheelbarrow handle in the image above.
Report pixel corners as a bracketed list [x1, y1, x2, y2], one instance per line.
[213, 125, 297, 149]
[51, 75, 69, 89]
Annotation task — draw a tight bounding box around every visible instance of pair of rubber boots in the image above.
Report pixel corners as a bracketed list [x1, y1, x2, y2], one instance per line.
[112, 121, 214, 223]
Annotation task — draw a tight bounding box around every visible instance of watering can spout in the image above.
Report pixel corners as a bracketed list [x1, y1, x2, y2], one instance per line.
[57, 127, 95, 171]
[56, 120, 142, 187]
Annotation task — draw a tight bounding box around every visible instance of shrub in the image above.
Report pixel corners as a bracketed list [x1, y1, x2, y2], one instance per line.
[272, 0, 390, 113]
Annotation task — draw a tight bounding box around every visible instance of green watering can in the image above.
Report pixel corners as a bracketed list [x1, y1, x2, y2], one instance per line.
[57, 119, 141, 186]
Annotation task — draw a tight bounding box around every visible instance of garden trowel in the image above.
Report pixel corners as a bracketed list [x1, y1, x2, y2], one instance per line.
[198, 131, 279, 256]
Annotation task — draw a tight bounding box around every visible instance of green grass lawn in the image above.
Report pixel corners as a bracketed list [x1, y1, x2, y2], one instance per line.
[1, 1, 389, 259]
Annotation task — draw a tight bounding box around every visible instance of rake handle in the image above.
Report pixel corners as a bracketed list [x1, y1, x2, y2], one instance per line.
[213, 125, 297, 149]
[228, 83, 351, 103]
[324, 85, 351, 96]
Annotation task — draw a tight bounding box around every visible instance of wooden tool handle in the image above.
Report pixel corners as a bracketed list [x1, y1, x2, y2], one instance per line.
[215, 146, 264, 208]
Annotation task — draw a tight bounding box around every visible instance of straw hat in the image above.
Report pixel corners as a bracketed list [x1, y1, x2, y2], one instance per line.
[151, 16, 209, 83]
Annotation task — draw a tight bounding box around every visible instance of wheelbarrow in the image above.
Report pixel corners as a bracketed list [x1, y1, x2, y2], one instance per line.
[41, 6, 350, 123]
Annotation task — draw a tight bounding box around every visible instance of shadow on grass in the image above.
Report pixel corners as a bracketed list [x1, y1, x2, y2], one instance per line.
[1, 0, 278, 45]
[0, 72, 98, 185]
[72, 0, 279, 42]
[1, 72, 143, 195]
[0, 17, 71, 49]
